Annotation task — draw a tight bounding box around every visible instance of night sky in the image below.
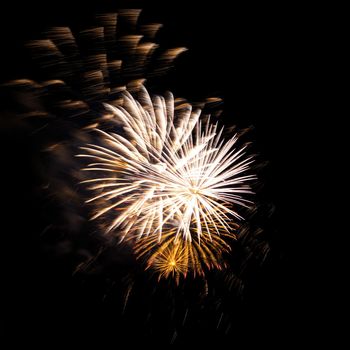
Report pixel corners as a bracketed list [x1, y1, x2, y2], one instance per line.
[1, 0, 322, 346]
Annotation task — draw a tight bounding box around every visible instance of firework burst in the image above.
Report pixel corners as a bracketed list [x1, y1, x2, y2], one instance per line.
[135, 223, 235, 280]
[78, 86, 255, 277]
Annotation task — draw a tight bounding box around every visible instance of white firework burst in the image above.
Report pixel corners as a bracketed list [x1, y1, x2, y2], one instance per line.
[77, 86, 255, 243]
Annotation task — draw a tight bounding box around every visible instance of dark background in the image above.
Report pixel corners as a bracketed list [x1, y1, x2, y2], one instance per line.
[1, 0, 321, 346]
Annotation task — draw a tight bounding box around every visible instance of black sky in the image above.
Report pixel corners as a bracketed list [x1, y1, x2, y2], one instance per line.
[1, 0, 322, 346]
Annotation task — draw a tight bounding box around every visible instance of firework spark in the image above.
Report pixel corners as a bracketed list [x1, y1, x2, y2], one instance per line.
[151, 240, 190, 283]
